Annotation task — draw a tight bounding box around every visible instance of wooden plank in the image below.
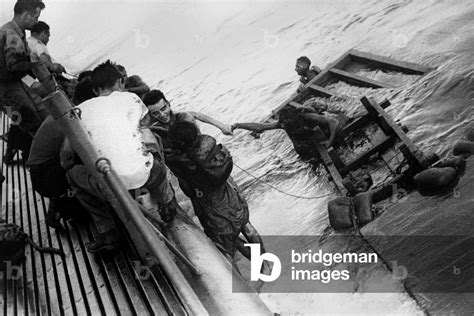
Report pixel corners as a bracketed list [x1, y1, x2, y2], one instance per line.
[329, 68, 396, 89]
[289, 101, 303, 108]
[308, 84, 346, 99]
[342, 114, 373, 135]
[360, 97, 428, 168]
[327, 147, 346, 170]
[341, 135, 396, 174]
[349, 49, 433, 75]
[312, 128, 348, 195]
[340, 99, 391, 135]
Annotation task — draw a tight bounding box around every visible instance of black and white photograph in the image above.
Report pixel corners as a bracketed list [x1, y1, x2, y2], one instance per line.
[0, 0, 473, 314]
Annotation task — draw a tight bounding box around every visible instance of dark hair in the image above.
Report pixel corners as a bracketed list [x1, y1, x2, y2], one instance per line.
[143, 89, 167, 106]
[77, 70, 93, 82]
[169, 120, 199, 151]
[296, 56, 311, 66]
[90, 60, 122, 91]
[278, 106, 304, 134]
[14, 0, 45, 15]
[31, 21, 49, 34]
[278, 105, 298, 120]
[115, 64, 127, 77]
[73, 78, 96, 105]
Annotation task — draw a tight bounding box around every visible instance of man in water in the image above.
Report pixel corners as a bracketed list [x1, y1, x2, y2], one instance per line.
[232, 105, 340, 161]
[167, 120, 271, 275]
[295, 56, 321, 92]
[142, 89, 233, 153]
[27, 21, 65, 74]
[62, 60, 176, 252]
[0, 0, 46, 163]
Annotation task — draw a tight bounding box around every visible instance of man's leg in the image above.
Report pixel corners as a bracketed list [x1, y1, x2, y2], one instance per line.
[142, 158, 177, 222]
[3, 82, 43, 163]
[30, 162, 69, 229]
[240, 222, 272, 275]
[66, 165, 118, 252]
[4, 82, 43, 134]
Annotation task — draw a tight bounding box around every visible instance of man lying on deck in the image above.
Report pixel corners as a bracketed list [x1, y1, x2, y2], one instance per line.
[61, 60, 177, 252]
[142, 89, 233, 154]
[166, 120, 271, 275]
[232, 105, 341, 161]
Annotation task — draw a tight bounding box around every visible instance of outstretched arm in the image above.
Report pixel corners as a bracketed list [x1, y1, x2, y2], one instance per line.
[231, 121, 280, 133]
[187, 111, 233, 135]
[39, 53, 65, 74]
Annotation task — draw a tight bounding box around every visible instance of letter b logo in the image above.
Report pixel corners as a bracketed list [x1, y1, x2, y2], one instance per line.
[245, 244, 281, 282]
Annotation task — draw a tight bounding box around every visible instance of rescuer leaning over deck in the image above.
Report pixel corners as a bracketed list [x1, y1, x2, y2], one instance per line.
[61, 61, 177, 252]
[142, 89, 233, 154]
[27, 76, 97, 229]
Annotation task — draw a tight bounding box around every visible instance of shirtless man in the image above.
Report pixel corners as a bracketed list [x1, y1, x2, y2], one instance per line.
[232, 105, 340, 161]
[295, 56, 321, 92]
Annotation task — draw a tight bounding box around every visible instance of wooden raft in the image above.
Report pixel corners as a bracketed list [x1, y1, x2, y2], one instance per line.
[270, 50, 434, 195]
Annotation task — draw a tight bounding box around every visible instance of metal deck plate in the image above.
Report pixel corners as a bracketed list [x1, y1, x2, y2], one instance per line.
[0, 114, 185, 316]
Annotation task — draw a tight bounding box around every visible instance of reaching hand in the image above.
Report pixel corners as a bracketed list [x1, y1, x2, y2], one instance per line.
[54, 63, 65, 74]
[221, 124, 233, 136]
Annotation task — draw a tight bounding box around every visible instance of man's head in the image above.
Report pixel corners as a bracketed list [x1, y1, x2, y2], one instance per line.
[77, 70, 93, 82]
[90, 60, 124, 96]
[14, 0, 45, 31]
[169, 120, 199, 151]
[31, 21, 50, 45]
[115, 64, 127, 79]
[73, 78, 96, 105]
[143, 89, 172, 125]
[295, 56, 311, 76]
[278, 105, 302, 132]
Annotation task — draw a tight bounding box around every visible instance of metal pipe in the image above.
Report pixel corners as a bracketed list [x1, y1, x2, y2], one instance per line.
[144, 216, 198, 275]
[32, 62, 208, 315]
[98, 162, 207, 314]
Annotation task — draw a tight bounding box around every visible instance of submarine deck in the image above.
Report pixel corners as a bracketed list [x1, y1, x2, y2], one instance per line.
[0, 114, 187, 316]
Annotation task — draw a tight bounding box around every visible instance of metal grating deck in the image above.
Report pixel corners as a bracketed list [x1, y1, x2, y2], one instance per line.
[0, 114, 187, 316]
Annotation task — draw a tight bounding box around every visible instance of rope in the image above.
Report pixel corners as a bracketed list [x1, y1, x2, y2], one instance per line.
[233, 162, 336, 200]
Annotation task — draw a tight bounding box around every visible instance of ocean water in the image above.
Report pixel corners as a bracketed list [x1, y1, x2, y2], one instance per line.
[2, 0, 473, 314]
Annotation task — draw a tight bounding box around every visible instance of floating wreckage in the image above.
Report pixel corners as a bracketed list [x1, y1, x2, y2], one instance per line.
[266, 49, 470, 231]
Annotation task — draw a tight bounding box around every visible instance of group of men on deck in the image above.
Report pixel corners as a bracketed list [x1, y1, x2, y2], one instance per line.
[1, 0, 342, 270]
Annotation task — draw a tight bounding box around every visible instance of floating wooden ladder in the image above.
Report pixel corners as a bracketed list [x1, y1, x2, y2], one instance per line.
[269, 49, 433, 118]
